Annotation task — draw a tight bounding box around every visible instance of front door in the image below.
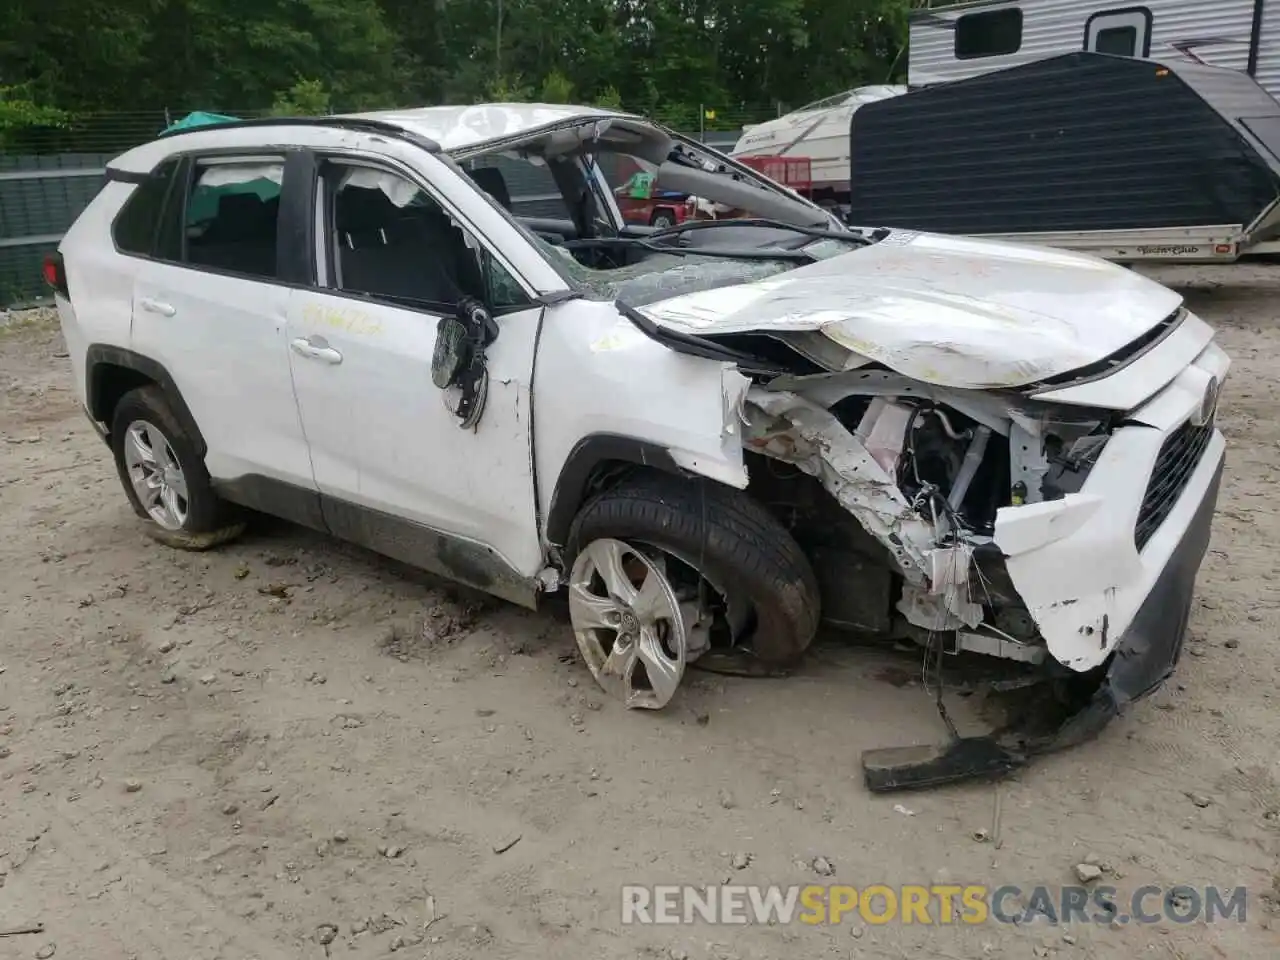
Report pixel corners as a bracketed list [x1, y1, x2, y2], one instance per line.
[285, 154, 544, 590]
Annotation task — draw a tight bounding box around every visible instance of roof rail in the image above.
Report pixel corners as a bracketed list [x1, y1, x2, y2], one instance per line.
[155, 115, 442, 153]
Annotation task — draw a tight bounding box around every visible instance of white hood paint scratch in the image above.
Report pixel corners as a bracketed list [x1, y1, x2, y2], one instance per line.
[638, 230, 1185, 390]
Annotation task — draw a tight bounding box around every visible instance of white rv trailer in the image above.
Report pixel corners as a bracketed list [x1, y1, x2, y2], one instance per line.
[730, 1, 1280, 262]
[734, 0, 1280, 196]
[737, 0, 1274, 199]
[910, 0, 1280, 98]
[729, 86, 905, 206]
[901, 3, 1280, 260]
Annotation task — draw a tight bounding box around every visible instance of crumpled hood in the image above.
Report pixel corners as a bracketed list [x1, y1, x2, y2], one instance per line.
[635, 229, 1185, 388]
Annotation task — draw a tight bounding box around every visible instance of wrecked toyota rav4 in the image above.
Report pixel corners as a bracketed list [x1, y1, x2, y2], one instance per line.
[49, 105, 1227, 788]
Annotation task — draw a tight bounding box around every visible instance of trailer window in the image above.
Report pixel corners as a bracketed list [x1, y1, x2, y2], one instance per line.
[1085, 8, 1152, 58]
[1095, 26, 1137, 56]
[955, 8, 1024, 60]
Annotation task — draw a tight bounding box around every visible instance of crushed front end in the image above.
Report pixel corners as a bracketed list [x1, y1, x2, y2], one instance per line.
[737, 311, 1230, 790]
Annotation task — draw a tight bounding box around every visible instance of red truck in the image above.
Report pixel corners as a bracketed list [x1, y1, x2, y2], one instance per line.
[612, 170, 699, 229]
[611, 156, 815, 227]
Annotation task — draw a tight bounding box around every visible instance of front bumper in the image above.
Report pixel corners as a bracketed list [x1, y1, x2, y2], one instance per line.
[863, 439, 1225, 793]
[1048, 447, 1223, 743]
[991, 340, 1230, 672]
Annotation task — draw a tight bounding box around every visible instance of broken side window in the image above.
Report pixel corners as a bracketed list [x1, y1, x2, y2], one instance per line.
[319, 160, 527, 312]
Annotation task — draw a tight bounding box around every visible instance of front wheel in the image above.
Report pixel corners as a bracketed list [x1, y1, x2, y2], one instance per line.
[564, 473, 820, 708]
[650, 210, 677, 230]
[110, 386, 245, 550]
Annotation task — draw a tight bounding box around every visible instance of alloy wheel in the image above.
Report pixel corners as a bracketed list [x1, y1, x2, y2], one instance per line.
[122, 420, 189, 531]
[568, 538, 689, 709]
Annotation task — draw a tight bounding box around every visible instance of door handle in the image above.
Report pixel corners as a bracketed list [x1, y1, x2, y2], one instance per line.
[139, 297, 176, 317]
[290, 337, 343, 365]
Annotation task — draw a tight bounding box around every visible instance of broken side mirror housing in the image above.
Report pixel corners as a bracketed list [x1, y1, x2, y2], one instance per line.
[432, 298, 499, 430]
[431, 315, 469, 390]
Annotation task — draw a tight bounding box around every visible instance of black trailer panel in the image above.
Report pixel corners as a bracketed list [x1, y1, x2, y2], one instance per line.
[848, 52, 1280, 236]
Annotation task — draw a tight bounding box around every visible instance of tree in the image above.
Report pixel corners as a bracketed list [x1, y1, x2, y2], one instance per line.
[540, 69, 574, 104]
[0, 0, 916, 124]
[270, 79, 331, 116]
[0, 85, 67, 148]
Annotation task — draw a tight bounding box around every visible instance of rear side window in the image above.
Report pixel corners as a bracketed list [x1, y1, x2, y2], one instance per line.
[182, 160, 284, 279]
[112, 159, 181, 256]
[955, 8, 1024, 59]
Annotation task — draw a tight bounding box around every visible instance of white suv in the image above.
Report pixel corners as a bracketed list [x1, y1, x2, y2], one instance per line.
[48, 105, 1228, 771]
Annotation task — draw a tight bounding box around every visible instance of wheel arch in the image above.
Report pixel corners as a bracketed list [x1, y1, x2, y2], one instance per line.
[544, 434, 686, 548]
[85, 344, 207, 457]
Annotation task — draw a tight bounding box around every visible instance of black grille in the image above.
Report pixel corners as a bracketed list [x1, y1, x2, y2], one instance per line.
[1135, 419, 1214, 550]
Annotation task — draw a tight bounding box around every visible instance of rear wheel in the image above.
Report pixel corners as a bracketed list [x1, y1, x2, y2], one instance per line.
[110, 386, 245, 550]
[565, 472, 820, 708]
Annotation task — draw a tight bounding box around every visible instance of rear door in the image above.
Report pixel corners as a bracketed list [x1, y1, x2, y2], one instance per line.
[128, 154, 315, 488]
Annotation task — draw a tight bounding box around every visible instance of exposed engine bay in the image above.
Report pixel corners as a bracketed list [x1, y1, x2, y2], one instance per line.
[736, 371, 1114, 668]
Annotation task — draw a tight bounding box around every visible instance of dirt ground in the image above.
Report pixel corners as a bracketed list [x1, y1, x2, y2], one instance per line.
[1, 264, 1279, 960]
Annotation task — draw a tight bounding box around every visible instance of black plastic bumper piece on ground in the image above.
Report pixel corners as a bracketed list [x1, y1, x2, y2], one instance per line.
[862, 454, 1224, 794]
[862, 738, 1026, 792]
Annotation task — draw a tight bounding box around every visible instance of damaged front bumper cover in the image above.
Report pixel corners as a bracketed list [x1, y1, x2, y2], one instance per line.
[862, 452, 1225, 792]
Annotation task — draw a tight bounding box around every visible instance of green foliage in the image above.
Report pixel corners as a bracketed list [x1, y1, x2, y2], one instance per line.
[270, 78, 330, 116]
[0, 0, 913, 123]
[485, 74, 535, 103]
[539, 69, 574, 105]
[0, 85, 67, 148]
[0, 86, 67, 130]
[593, 86, 624, 110]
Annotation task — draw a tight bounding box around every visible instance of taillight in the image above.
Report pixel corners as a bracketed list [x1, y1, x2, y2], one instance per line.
[43, 252, 68, 296]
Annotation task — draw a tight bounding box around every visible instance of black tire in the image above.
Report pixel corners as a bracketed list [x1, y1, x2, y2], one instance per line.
[565, 472, 820, 664]
[109, 385, 245, 551]
[650, 209, 677, 229]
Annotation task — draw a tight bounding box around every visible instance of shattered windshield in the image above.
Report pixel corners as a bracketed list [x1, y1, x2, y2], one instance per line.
[531, 231, 796, 305]
[454, 116, 862, 303]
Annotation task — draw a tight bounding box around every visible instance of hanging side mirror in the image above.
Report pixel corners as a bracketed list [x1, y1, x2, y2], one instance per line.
[431, 315, 469, 390]
[432, 298, 498, 431]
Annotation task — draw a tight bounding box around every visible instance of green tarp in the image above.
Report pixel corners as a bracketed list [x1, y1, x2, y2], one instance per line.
[162, 111, 241, 134]
[625, 171, 655, 199]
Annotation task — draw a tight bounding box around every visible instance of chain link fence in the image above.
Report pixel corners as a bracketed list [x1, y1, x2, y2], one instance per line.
[0, 106, 777, 307]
